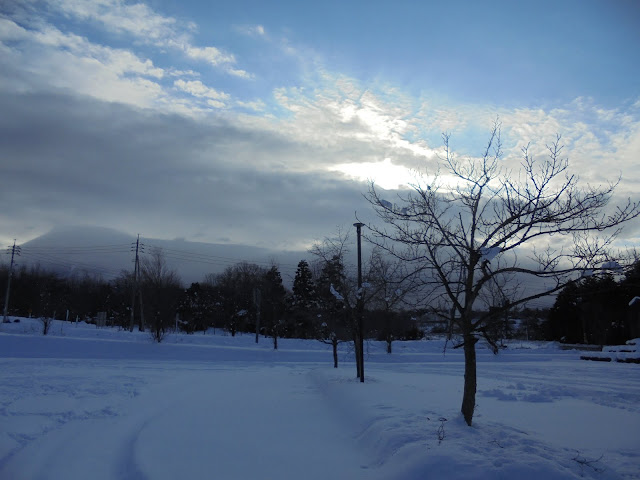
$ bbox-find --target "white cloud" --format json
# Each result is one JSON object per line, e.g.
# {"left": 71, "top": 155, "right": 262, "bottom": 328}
{"left": 47, "top": 0, "right": 179, "bottom": 41}
{"left": 2, "top": 19, "right": 167, "bottom": 81}
{"left": 38, "top": 0, "right": 251, "bottom": 76}
{"left": 205, "top": 99, "right": 225, "bottom": 109}
{"left": 269, "top": 77, "right": 440, "bottom": 175}
{"left": 500, "top": 100, "right": 640, "bottom": 194}
{"left": 0, "top": 13, "right": 249, "bottom": 113}
{"left": 2, "top": 0, "right": 639, "bottom": 252}
{"left": 225, "top": 67, "right": 253, "bottom": 79}
{"left": 236, "top": 24, "right": 266, "bottom": 37}
{"left": 184, "top": 45, "right": 235, "bottom": 66}
{"left": 263, "top": 69, "right": 640, "bottom": 211}
{"left": 0, "top": 18, "right": 169, "bottom": 107}
{"left": 182, "top": 46, "right": 252, "bottom": 78}
{"left": 39, "top": 49, "right": 165, "bottom": 107}
{"left": 236, "top": 99, "right": 266, "bottom": 112}
{"left": 0, "top": 17, "right": 29, "bottom": 40}
{"left": 174, "top": 79, "right": 229, "bottom": 102}
{"left": 166, "top": 68, "right": 199, "bottom": 77}
{"left": 330, "top": 158, "right": 415, "bottom": 190}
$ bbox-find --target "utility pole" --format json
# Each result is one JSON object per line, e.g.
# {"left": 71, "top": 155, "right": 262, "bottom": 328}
{"left": 3, "top": 240, "right": 21, "bottom": 323}
{"left": 354, "top": 222, "right": 365, "bottom": 383}
{"left": 129, "top": 235, "right": 144, "bottom": 332}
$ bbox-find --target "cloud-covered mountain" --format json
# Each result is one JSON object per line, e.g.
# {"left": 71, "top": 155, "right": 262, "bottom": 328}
{"left": 17, "top": 226, "right": 311, "bottom": 287}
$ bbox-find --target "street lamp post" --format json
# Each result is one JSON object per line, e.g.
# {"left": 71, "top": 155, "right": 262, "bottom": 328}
{"left": 354, "top": 222, "right": 365, "bottom": 383}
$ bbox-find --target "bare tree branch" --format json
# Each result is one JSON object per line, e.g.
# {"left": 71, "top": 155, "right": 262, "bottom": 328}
{"left": 363, "top": 124, "right": 640, "bottom": 426}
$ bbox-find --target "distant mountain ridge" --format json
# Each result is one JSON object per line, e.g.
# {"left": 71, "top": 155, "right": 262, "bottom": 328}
{"left": 17, "top": 226, "right": 309, "bottom": 286}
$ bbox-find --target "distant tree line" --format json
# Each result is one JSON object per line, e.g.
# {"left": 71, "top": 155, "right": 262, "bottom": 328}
{"left": 0, "top": 263, "right": 121, "bottom": 323}
{"left": 4, "top": 248, "right": 638, "bottom": 348}
{"left": 544, "top": 260, "right": 640, "bottom": 345}
{"left": 0, "top": 244, "right": 423, "bottom": 351}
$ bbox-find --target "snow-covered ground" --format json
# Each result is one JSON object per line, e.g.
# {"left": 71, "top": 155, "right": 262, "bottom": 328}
{"left": 1, "top": 318, "right": 638, "bottom": 479}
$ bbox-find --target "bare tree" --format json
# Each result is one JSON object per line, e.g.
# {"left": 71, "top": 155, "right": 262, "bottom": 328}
{"left": 366, "top": 122, "right": 640, "bottom": 426}
{"left": 212, "top": 262, "right": 267, "bottom": 336}
{"left": 309, "top": 226, "right": 351, "bottom": 265}
{"left": 140, "top": 247, "right": 182, "bottom": 343}
{"left": 365, "top": 247, "right": 419, "bottom": 353}
{"left": 479, "top": 267, "right": 521, "bottom": 345}
{"left": 310, "top": 228, "right": 362, "bottom": 375}
{"left": 40, "top": 316, "right": 54, "bottom": 335}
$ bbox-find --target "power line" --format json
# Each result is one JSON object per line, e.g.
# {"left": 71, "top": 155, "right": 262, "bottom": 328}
{"left": 16, "top": 250, "right": 123, "bottom": 279}
{"left": 142, "top": 242, "right": 302, "bottom": 269}
{"left": 20, "top": 243, "right": 131, "bottom": 254}
{"left": 10, "top": 240, "right": 305, "bottom": 286}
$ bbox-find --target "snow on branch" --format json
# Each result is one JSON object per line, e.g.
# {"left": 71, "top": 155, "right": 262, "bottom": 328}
{"left": 479, "top": 246, "right": 501, "bottom": 262}
{"left": 330, "top": 284, "right": 344, "bottom": 301}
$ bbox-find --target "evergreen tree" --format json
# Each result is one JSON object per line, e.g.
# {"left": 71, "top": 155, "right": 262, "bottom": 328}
{"left": 545, "top": 274, "right": 628, "bottom": 345}
{"left": 262, "top": 266, "right": 287, "bottom": 347}
{"left": 290, "top": 260, "right": 317, "bottom": 338}
{"left": 292, "top": 260, "right": 316, "bottom": 309}
{"left": 316, "top": 255, "right": 347, "bottom": 310}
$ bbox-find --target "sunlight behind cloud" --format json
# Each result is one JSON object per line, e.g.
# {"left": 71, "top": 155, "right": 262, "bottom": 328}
{"left": 330, "top": 158, "right": 414, "bottom": 190}
{"left": 2, "top": 0, "right": 639, "bottom": 250}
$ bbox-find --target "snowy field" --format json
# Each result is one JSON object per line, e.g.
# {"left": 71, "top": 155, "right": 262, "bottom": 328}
{"left": 1, "top": 318, "right": 639, "bottom": 480}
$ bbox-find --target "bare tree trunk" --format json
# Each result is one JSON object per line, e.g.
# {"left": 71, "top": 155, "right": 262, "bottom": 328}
{"left": 129, "top": 290, "right": 135, "bottom": 332}
{"left": 254, "top": 288, "right": 261, "bottom": 344}
{"left": 332, "top": 337, "right": 338, "bottom": 368}
{"left": 461, "top": 333, "right": 478, "bottom": 426}
{"left": 41, "top": 316, "right": 54, "bottom": 335}
{"left": 138, "top": 290, "right": 145, "bottom": 332}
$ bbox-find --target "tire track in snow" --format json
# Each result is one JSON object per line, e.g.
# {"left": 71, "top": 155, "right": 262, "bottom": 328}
{"left": 0, "top": 364, "right": 199, "bottom": 480}
{"left": 128, "top": 365, "right": 374, "bottom": 479}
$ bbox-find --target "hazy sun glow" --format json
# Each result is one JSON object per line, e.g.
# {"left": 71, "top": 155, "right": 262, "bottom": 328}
{"left": 331, "top": 158, "right": 414, "bottom": 190}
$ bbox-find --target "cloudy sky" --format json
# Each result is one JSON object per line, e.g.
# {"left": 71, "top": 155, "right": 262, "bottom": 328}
{"left": 1, "top": 0, "right": 639, "bottom": 253}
